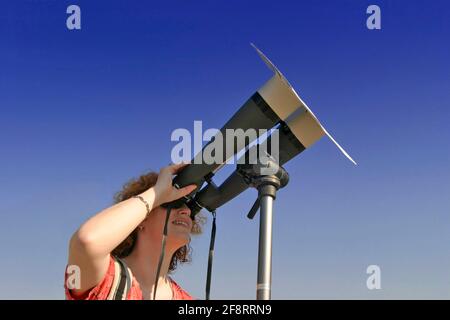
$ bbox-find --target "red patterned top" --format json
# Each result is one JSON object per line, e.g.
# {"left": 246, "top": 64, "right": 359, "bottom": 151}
{"left": 65, "top": 255, "right": 194, "bottom": 300}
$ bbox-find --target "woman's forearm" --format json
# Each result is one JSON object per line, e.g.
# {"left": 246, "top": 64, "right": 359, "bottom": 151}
{"left": 70, "top": 187, "right": 157, "bottom": 259}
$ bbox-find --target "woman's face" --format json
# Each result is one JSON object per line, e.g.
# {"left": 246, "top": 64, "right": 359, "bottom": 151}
{"left": 143, "top": 204, "right": 193, "bottom": 249}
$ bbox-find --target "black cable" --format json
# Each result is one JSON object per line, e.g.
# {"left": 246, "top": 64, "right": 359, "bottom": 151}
{"left": 205, "top": 210, "right": 217, "bottom": 300}
{"left": 153, "top": 205, "right": 172, "bottom": 300}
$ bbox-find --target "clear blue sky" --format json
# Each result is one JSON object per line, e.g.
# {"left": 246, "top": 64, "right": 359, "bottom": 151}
{"left": 1, "top": 0, "right": 449, "bottom": 299}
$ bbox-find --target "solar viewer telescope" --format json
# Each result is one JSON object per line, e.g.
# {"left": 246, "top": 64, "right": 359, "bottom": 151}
{"left": 187, "top": 45, "right": 356, "bottom": 216}
{"left": 157, "top": 44, "right": 356, "bottom": 301}
{"left": 171, "top": 44, "right": 337, "bottom": 201}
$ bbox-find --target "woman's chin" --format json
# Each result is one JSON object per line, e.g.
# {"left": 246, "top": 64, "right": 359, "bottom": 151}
{"left": 169, "top": 233, "right": 190, "bottom": 247}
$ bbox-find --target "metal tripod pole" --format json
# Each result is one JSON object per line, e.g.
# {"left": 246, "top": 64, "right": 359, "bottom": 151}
{"left": 257, "top": 188, "right": 275, "bottom": 300}
{"left": 238, "top": 160, "right": 289, "bottom": 301}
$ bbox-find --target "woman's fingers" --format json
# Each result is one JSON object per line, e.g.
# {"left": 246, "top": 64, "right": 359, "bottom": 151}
{"left": 168, "top": 162, "right": 190, "bottom": 174}
{"left": 155, "top": 163, "right": 194, "bottom": 204}
{"left": 175, "top": 184, "right": 197, "bottom": 198}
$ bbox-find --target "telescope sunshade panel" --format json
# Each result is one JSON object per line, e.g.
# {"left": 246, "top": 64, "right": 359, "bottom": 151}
{"left": 258, "top": 75, "right": 303, "bottom": 122}
{"left": 287, "top": 110, "right": 326, "bottom": 148}
{"left": 252, "top": 43, "right": 356, "bottom": 165}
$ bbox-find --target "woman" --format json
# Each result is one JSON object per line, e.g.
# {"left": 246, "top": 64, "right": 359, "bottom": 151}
{"left": 65, "top": 163, "right": 204, "bottom": 300}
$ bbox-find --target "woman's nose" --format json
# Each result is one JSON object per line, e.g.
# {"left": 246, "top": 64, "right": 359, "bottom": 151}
{"left": 178, "top": 207, "right": 191, "bottom": 215}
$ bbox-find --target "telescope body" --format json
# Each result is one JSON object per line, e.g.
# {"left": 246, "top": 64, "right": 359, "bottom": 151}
{"left": 175, "top": 45, "right": 356, "bottom": 214}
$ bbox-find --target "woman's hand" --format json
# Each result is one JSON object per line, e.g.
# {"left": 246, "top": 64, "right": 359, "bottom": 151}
{"left": 152, "top": 163, "right": 197, "bottom": 207}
